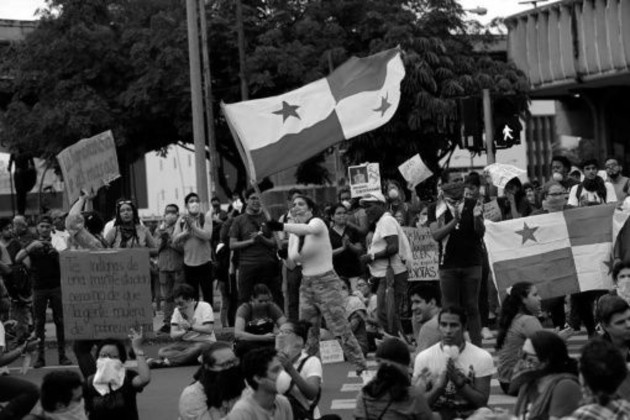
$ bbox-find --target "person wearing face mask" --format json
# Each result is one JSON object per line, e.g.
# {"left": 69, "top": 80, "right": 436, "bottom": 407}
{"left": 356, "top": 338, "right": 433, "bottom": 420}
{"left": 564, "top": 339, "right": 630, "bottom": 420}
{"left": 338, "top": 187, "right": 369, "bottom": 236}
{"left": 385, "top": 180, "right": 411, "bottom": 227}
{"left": 428, "top": 171, "right": 485, "bottom": 346}
{"left": 498, "top": 177, "right": 532, "bottom": 220}
{"left": 230, "top": 189, "right": 282, "bottom": 307}
{"left": 225, "top": 347, "right": 293, "bottom": 420}
{"left": 266, "top": 195, "right": 368, "bottom": 381}
{"left": 275, "top": 320, "right": 326, "bottom": 420}
{"left": 544, "top": 155, "right": 579, "bottom": 192}
{"left": 154, "top": 204, "right": 185, "bottom": 334}
{"left": 612, "top": 262, "right": 630, "bottom": 306}
{"left": 178, "top": 341, "right": 245, "bottom": 420}
{"left": 512, "top": 331, "right": 581, "bottom": 420}
{"left": 174, "top": 192, "right": 214, "bottom": 303}
{"left": 84, "top": 330, "right": 150, "bottom": 420}
{"left": 414, "top": 204, "right": 429, "bottom": 229}
{"left": 24, "top": 371, "right": 86, "bottom": 420}
{"left": 605, "top": 157, "right": 630, "bottom": 202}
{"left": 495, "top": 283, "right": 571, "bottom": 396}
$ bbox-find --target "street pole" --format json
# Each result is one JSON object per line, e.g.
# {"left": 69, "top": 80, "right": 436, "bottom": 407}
{"left": 483, "top": 88, "right": 495, "bottom": 165}
{"left": 198, "top": 0, "right": 218, "bottom": 200}
{"left": 235, "top": 0, "right": 249, "bottom": 100}
{"left": 186, "top": 0, "right": 210, "bottom": 210}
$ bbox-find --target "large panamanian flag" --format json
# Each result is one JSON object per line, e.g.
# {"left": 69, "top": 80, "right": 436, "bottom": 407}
{"left": 484, "top": 204, "right": 630, "bottom": 299}
{"left": 221, "top": 48, "right": 405, "bottom": 180}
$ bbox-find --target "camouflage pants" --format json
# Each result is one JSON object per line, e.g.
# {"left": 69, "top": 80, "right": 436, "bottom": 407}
{"left": 300, "top": 270, "right": 367, "bottom": 372}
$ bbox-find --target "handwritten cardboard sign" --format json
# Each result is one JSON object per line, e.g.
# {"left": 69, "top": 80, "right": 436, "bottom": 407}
{"left": 402, "top": 227, "right": 439, "bottom": 281}
{"left": 60, "top": 249, "right": 153, "bottom": 340}
{"left": 320, "top": 339, "right": 345, "bottom": 364}
{"left": 483, "top": 199, "right": 502, "bottom": 222}
{"left": 348, "top": 163, "right": 381, "bottom": 198}
{"left": 57, "top": 130, "right": 120, "bottom": 205}
{"left": 398, "top": 154, "right": 433, "bottom": 187}
{"left": 484, "top": 163, "right": 526, "bottom": 189}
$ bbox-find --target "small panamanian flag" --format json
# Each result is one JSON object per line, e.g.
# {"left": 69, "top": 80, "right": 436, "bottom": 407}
{"left": 221, "top": 48, "right": 405, "bottom": 180}
{"left": 484, "top": 204, "right": 630, "bottom": 299}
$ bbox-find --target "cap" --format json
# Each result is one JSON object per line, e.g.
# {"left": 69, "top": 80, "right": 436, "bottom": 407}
{"left": 359, "top": 191, "right": 386, "bottom": 205}
{"left": 375, "top": 338, "right": 410, "bottom": 366}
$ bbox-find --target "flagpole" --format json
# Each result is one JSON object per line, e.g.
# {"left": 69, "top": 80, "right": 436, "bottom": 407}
{"left": 186, "top": 0, "right": 210, "bottom": 210}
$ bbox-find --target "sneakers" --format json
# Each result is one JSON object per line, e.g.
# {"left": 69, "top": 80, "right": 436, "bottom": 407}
{"left": 147, "top": 358, "right": 171, "bottom": 369}
{"left": 59, "top": 356, "right": 73, "bottom": 366}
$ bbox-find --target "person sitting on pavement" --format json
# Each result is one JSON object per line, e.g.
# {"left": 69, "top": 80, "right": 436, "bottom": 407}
{"left": 149, "top": 284, "right": 216, "bottom": 368}
{"left": 340, "top": 278, "right": 369, "bottom": 356}
{"left": 234, "top": 283, "right": 286, "bottom": 359}
{"left": 15, "top": 215, "right": 72, "bottom": 368}
{"left": 413, "top": 306, "right": 494, "bottom": 420}
{"left": 84, "top": 330, "right": 150, "bottom": 420}
{"left": 24, "top": 370, "right": 86, "bottom": 420}
{"left": 512, "top": 330, "right": 581, "bottom": 419}
{"left": 225, "top": 347, "right": 293, "bottom": 420}
{"left": 356, "top": 277, "right": 380, "bottom": 353}
{"left": 178, "top": 341, "right": 245, "bottom": 420}
{"left": 0, "top": 320, "right": 39, "bottom": 420}
{"left": 564, "top": 338, "right": 630, "bottom": 420}
{"left": 409, "top": 284, "right": 442, "bottom": 354}
{"left": 275, "top": 320, "right": 324, "bottom": 419}
{"left": 355, "top": 337, "right": 433, "bottom": 420}
{"left": 595, "top": 293, "right": 630, "bottom": 400}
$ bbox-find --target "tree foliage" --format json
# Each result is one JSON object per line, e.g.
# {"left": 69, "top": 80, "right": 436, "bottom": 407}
{"left": 0, "top": 0, "right": 529, "bottom": 198}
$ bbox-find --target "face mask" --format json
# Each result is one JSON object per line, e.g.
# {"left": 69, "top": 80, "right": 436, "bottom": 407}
{"left": 388, "top": 189, "right": 399, "bottom": 200}
{"left": 45, "top": 400, "right": 88, "bottom": 420}
{"left": 417, "top": 215, "right": 428, "bottom": 227}
{"left": 233, "top": 199, "right": 243, "bottom": 212}
{"left": 188, "top": 202, "right": 200, "bottom": 215}
{"left": 164, "top": 213, "right": 178, "bottom": 225}
{"left": 93, "top": 358, "right": 126, "bottom": 395}
{"left": 342, "top": 200, "right": 351, "bottom": 210}
{"left": 552, "top": 172, "right": 564, "bottom": 182}
{"left": 616, "top": 279, "right": 630, "bottom": 305}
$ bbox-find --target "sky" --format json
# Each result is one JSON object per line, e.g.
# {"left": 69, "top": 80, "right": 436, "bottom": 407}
{"left": 0, "top": 0, "right": 540, "bottom": 22}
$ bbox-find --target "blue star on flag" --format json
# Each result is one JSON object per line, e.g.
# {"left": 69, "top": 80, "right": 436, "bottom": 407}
{"left": 272, "top": 101, "right": 301, "bottom": 122}
{"left": 515, "top": 222, "right": 538, "bottom": 245}
{"left": 373, "top": 94, "right": 391, "bottom": 117}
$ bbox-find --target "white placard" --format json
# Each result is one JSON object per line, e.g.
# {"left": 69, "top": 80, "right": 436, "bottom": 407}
{"left": 348, "top": 163, "right": 381, "bottom": 198}
{"left": 320, "top": 339, "right": 344, "bottom": 364}
{"left": 484, "top": 163, "right": 526, "bottom": 189}
{"left": 398, "top": 154, "right": 432, "bottom": 187}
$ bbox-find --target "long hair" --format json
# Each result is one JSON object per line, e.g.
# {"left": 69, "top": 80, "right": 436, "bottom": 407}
{"left": 496, "top": 282, "right": 533, "bottom": 350}
{"left": 114, "top": 198, "right": 140, "bottom": 226}
{"left": 579, "top": 339, "right": 628, "bottom": 406}
{"left": 364, "top": 339, "right": 410, "bottom": 402}
{"left": 530, "top": 330, "right": 578, "bottom": 376}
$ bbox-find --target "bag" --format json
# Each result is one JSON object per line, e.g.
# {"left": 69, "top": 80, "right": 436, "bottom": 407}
{"left": 384, "top": 258, "right": 397, "bottom": 334}
{"left": 286, "top": 356, "right": 320, "bottom": 420}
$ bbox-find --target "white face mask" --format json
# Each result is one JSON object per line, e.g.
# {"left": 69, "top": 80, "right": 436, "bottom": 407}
{"left": 45, "top": 400, "right": 88, "bottom": 420}
{"left": 417, "top": 215, "right": 428, "bottom": 227}
{"left": 232, "top": 199, "right": 243, "bottom": 212}
{"left": 552, "top": 172, "right": 564, "bottom": 182}
{"left": 93, "top": 358, "right": 126, "bottom": 395}
{"left": 342, "top": 200, "right": 352, "bottom": 210}
{"left": 188, "top": 202, "right": 201, "bottom": 215}
{"left": 616, "top": 279, "right": 630, "bottom": 305}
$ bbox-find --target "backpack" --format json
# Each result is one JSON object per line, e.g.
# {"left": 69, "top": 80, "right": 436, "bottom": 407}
{"left": 285, "top": 356, "right": 321, "bottom": 420}
{"left": 575, "top": 183, "right": 606, "bottom": 205}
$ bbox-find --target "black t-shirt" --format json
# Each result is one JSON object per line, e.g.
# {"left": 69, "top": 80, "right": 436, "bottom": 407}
{"left": 236, "top": 302, "right": 283, "bottom": 336}
{"left": 427, "top": 199, "right": 483, "bottom": 269}
{"left": 28, "top": 240, "right": 60, "bottom": 290}
{"left": 329, "top": 226, "right": 363, "bottom": 278}
{"left": 229, "top": 213, "right": 276, "bottom": 266}
{"left": 85, "top": 370, "right": 141, "bottom": 420}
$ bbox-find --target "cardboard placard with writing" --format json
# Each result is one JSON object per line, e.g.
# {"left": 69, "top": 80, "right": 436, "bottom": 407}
{"left": 348, "top": 163, "right": 381, "bottom": 198}
{"left": 483, "top": 199, "right": 502, "bottom": 222}
{"left": 57, "top": 130, "right": 121, "bottom": 205}
{"left": 319, "top": 339, "right": 344, "bottom": 364}
{"left": 402, "top": 227, "right": 439, "bottom": 281}
{"left": 484, "top": 163, "right": 526, "bottom": 189}
{"left": 60, "top": 249, "right": 154, "bottom": 340}
{"left": 398, "top": 154, "right": 433, "bottom": 187}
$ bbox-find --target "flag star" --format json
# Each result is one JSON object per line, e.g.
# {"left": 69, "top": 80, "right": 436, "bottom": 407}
{"left": 373, "top": 94, "right": 391, "bottom": 117}
{"left": 272, "top": 101, "right": 301, "bottom": 122}
{"left": 603, "top": 253, "right": 615, "bottom": 275}
{"left": 515, "top": 222, "right": 538, "bottom": 245}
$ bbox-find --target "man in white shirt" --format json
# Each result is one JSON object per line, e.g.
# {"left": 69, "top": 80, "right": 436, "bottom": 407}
{"left": 413, "top": 306, "right": 494, "bottom": 420}
{"left": 567, "top": 159, "right": 617, "bottom": 207}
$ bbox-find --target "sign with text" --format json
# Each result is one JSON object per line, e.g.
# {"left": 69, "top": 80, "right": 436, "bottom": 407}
{"left": 398, "top": 154, "right": 433, "bottom": 187}
{"left": 483, "top": 199, "right": 502, "bottom": 222}
{"left": 402, "top": 227, "right": 439, "bottom": 281}
{"left": 60, "top": 249, "right": 153, "bottom": 340}
{"left": 57, "top": 130, "right": 120, "bottom": 205}
{"left": 320, "top": 339, "right": 344, "bottom": 364}
{"left": 348, "top": 163, "right": 381, "bottom": 198}
{"left": 484, "top": 163, "right": 526, "bottom": 189}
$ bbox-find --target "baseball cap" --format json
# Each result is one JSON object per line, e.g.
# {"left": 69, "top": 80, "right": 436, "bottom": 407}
{"left": 359, "top": 191, "right": 386, "bottom": 205}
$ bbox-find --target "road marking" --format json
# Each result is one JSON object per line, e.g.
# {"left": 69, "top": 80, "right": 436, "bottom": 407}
{"left": 331, "top": 399, "right": 358, "bottom": 410}
{"left": 341, "top": 383, "right": 363, "bottom": 392}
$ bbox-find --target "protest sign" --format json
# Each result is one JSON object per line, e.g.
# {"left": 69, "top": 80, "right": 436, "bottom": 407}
{"left": 57, "top": 130, "right": 120, "bottom": 205}
{"left": 483, "top": 199, "right": 502, "bottom": 222}
{"left": 348, "top": 163, "right": 382, "bottom": 198}
{"left": 60, "top": 249, "right": 153, "bottom": 340}
{"left": 320, "top": 339, "right": 344, "bottom": 364}
{"left": 484, "top": 163, "right": 526, "bottom": 189}
{"left": 402, "top": 227, "right": 439, "bottom": 281}
{"left": 398, "top": 154, "right": 433, "bottom": 187}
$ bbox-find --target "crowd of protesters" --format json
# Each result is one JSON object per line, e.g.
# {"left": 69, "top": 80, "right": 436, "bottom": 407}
{"left": 0, "top": 155, "right": 629, "bottom": 419}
